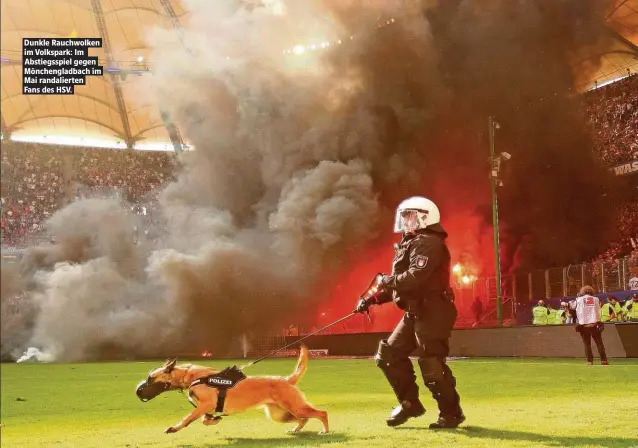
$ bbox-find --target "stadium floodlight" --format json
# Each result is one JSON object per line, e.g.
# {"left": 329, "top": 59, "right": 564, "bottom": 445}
{"left": 501, "top": 151, "right": 511, "bottom": 160}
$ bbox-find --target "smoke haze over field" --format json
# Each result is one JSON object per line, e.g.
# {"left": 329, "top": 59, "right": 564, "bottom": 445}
{"left": 1, "top": 0, "right": 624, "bottom": 360}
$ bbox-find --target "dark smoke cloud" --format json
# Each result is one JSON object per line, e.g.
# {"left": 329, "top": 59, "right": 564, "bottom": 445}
{"left": 2, "top": 198, "right": 180, "bottom": 361}
{"left": 416, "top": 0, "right": 621, "bottom": 271}
{"left": 295, "top": 0, "right": 623, "bottom": 327}
{"left": 1, "top": 0, "right": 623, "bottom": 359}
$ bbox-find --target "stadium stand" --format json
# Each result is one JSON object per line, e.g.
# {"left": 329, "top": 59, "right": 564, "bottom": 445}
{"left": 1, "top": 141, "right": 173, "bottom": 246}
{"left": 584, "top": 74, "right": 638, "bottom": 166}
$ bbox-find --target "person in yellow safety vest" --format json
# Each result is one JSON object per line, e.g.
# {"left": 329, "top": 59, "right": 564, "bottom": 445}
{"left": 547, "top": 304, "right": 559, "bottom": 325}
{"left": 625, "top": 294, "right": 638, "bottom": 322}
{"left": 532, "top": 300, "right": 550, "bottom": 325}
{"left": 601, "top": 298, "right": 616, "bottom": 323}
{"left": 556, "top": 302, "right": 569, "bottom": 324}
{"left": 609, "top": 296, "right": 624, "bottom": 322}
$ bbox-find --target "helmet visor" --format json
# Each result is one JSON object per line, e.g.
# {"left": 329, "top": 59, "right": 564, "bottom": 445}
{"left": 394, "top": 209, "right": 426, "bottom": 233}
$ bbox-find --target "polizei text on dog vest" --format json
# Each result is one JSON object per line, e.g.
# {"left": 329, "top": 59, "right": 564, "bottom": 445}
{"left": 207, "top": 377, "right": 233, "bottom": 386}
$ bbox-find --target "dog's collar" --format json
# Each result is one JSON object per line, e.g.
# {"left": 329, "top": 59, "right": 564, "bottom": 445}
{"left": 174, "top": 364, "right": 196, "bottom": 392}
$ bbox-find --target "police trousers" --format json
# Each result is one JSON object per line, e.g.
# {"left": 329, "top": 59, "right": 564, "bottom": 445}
{"left": 376, "top": 311, "right": 462, "bottom": 417}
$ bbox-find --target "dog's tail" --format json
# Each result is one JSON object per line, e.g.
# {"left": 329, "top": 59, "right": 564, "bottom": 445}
{"left": 285, "top": 345, "right": 308, "bottom": 385}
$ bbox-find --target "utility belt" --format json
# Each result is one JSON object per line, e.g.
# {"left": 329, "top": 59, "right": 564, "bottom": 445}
{"left": 394, "top": 288, "right": 455, "bottom": 314}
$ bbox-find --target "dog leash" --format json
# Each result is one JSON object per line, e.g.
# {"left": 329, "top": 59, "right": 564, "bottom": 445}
{"left": 241, "top": 276, "right": 382, "bottom": 370}
{"left": 240, "top": 275, "right": 383, "bottom": 370}
{"left": 240, "top": 311, "right": 364, "bottom": 371}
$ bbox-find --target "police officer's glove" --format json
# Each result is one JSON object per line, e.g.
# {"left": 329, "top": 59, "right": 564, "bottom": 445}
{"left": 354, "top": 298, "right": 374, "bottom": 314}
{"left": 379, "top": 275, "right": 393, "bottom": 289}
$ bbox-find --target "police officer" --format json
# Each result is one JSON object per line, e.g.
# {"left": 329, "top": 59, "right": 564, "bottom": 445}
{"left": 354, "top": 196, "right": 464, "bottom": 429}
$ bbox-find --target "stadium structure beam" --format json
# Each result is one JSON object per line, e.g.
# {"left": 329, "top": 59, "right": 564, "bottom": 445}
{"left": 132, "top": 123, "right": 166, "bottom": 140}
{"left": 3, "top": 29, "right": 69, "bottom": 38}
{"left": 606, "top": 0, "right": 630, "bottom": 20}
{"left": 1, "top": 114, "right": 10, "bottom": 139}
{"left": 3, "top": 92, "right": 120, "bottom": 116}
{"left": 160, "top": 110, "right": 186, "bottom": 152}
{"left": 157, "top": 0, "right": 187, "bottom": 45}
{"left": 0, "top": 60, "right": 21, "bottom": 67}
{"left": 606, "top": 27, "right": 638, "bottom": 55}
{"left": 131, "top": 122, "right": 184, "bottom": 147}
{"left": 90, "top": 0, "right": 134, "bottom": 149}
{"left": 8, "top": 115, "right": 126, "bottom": 141}
{"left": 156, "top": 0, "right": 188, "bottom": 152}
{"left": 104, "top": 6, "right": 169, "bottom": 17}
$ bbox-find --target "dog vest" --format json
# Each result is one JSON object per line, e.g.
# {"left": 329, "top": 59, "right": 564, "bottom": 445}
{"left": 188, "top": 365, "right": 246, "bottom": 415}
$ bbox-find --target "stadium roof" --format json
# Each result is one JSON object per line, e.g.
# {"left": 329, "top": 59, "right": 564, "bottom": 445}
{"left": 584, "top": 0, "right": 638, "bottom": 88}
{"left": 1, "top": 0, "right": 637, "bottom": 150}
{"left": 1, "top": 0, "right": 188, "bottom": 150}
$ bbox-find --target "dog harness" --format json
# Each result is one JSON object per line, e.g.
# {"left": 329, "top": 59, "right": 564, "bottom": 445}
{"left": 188, "top": 365, "right": 246, "bottom": 417}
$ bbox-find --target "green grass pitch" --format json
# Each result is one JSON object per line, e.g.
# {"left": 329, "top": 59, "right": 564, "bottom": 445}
{"left": 2, "top": 357, "right": 637, "bottom": 447}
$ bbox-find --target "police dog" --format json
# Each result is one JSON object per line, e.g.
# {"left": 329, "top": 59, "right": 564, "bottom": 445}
{"left": 135, "top": 345, "right": 329, "bottom": 435}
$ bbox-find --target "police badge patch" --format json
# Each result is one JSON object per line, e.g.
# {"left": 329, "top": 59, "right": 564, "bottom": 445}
{"left": 415, "top": 255, "right": 428, "bottom": 268}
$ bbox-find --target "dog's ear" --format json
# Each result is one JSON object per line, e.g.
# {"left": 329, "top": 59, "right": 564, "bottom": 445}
{"left": 163, "top": 358, "right": 177, "bottom": 373}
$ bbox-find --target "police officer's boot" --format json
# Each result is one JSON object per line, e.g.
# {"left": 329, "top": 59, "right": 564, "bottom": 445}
{"left": 375, "top": 341, "right": 425, "bottom": 427}
{"left": 418, "top": 356, "right": 465, "bottom": 429}
{"left": 429, "top": 413, "right": 466, "bottom": 429}
{"left": 387, "top": 399, "right": 426, "bottom": 427}
{"left": 429, "top": 373, "right": 465, "bottom": 430}
{"left": 437, "top": 361, "right": 464, "bottom": 426}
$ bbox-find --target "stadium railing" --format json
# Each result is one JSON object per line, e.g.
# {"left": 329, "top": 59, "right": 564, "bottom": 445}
{"left": 458, "top": 254, "right": 636, "bottom": 328}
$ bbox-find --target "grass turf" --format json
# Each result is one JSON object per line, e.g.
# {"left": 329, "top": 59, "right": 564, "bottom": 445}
{"left": 1, "top": 357, "right": 637, "bottom": 448}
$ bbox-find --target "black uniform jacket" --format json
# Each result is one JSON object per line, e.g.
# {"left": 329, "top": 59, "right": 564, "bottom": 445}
{"left": 375, "top": 223, "right": 457, "bottom": 338}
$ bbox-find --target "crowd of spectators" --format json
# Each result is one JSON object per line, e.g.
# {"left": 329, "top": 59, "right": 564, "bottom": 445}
{"left": 70, "top": 145, "right": 173, "bottom": 201}
{"left": 584, "top": 73, "right": 638, "bottom": 166}
{"left": 594, "top": 201, "right": 638, "bottom": 265}
{"left": 1, "top": 141, "right": 174, "bottom": 246}
{"left": 1, "top": 143, "right": 66, "bottom": 245}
